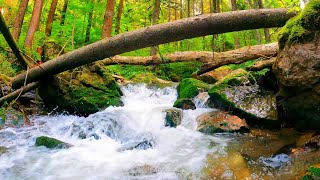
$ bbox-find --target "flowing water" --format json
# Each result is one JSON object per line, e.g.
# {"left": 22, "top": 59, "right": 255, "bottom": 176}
{"left": 0, "top": 84, "right": 318, "bottom": 180}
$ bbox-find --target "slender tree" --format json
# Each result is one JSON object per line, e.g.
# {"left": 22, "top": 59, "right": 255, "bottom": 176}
{"left": 24, "top": 0, "right": 43, "bottom": 48}
{"left": 150, "top": 0, "right": 161, "bottom": 55}
{"left": 231, "top": 0, "right": 240, "bottom": 48}
{"left": 257, "top": 0, "right": 271, "bottom": 42}
{"left": 102, "top": 0, "right": 116, "bottom": 38}
{"left": 60, "top": 0, "right": 68, "bottom": 26}
{"left": 12, "top": 0, "right": 29, "bottom": 41}
{"left": 254, "top": 0, "right": 262, "bottom": 44}
{"left": 115, "top": 0, "right": 124, "bottom": 34}
{"left": 45, "top": 0, "right": 58, "bottom": 36}
{"left": 85, "top": 0, "right": 95, "bottom": 42}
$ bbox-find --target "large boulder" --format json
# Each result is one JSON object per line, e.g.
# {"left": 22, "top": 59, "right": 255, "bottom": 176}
{"left": 198, "top": 66, "right": 233, "bottom": 84}
{"left": 273, "top": 0, "right": 320, "bottom": 129}
{"left": 39, "top": 67, "right": 123, "bottom": 116}
{"left": 196, "top": 111, "right": 249, "bottom": 133}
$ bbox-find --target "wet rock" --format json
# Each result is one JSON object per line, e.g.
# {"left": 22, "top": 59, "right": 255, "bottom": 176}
{"left": 273, "top": 1, "right": 320, "bottom": 129}
{"left": 301, "top": 164, "right": 320, "bottom": 180}
{"left": 259, "top": 153, "right": 291, "bottom": 168}
{"left": 201, "top": 151, "right": 251, "bottom": 179}
{"left": 173, "top": 98, "right": 196, "bottom": 110}
{"left": 39, "top": 67, "right": 123, "bottom": 116}
{"left": 208, "top": 84, "right": 279, "bottom": 128}
{"left": 177, "top": 78, "right": 209, "bottom": 99}
{"left": 0, "top": 146, "right": 7, "bottom": 155}
{"left": 164, "top": 108, "right": 182, "bottom": 127}
{"left": 214, "top": 68, "right": 250, "bottom": 87}
{"left": 198, "top": 66, "right": 233, "bottom": 84}
{"left": 35, "top": 136, "right": 71, "bottom": 149}
{"left": 127, "top": 164, "right": 158, "bottom": 176}
{"left": 118, "top": 133, "right": 155, "bottom": 151}
{"left": 196, "top": 111, "right": 249, "bottom": 134}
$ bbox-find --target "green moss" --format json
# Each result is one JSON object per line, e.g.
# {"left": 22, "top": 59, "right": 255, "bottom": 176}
{"left": 224, "top": 60, "right": 257, "bottom": 70}
{"left": 35, "top": 136, "right": 70, "bottom": 149}
{"left": 308, "top": 165, "right": 320, "bottom": 176}
{"left": 177, "top": 78, "right": 209, "bottom": 99}
{"left": 130, "top": 73, "right": 173, "bottom": 87}
{"left": 215, "top": 69, "right": 249, "bottom": 86}
{"left": 208, "top": 84, "right": 237, "bottom": 110}
{"left": 173, "top": 98, "right": 196, "bottom": 110}
{"left": 278, "top": 0, "right": 320, "bottom": 49}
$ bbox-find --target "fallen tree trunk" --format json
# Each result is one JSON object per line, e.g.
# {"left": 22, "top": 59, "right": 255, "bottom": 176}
{"left": 0, "top": 12, "right": 32, "bottom": 68}
{"left": 98, "top": 43, "right": 278, "bottom": 66}
{"left": 0, "top": 82, "right": 40, "bottom": 105}
{"left": 246, "top": 57, "right": 276, "bottom": 71}
{"left": 198, "top": 43, "right": 278, "bottom": 74}
{"left": 11, "top": 9, "right": 295, "bottom": 89}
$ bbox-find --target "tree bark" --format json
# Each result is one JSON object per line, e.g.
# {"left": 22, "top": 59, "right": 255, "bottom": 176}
{"left": 246, "top": 57, "right": 276, "bottom": 71}
{"left": 60, "top": 0, "right": 68, "bottom": 26}
{"left": 98, "top": 43, "right": 278, "bottom": 66}
{"left": 11, "top": 9, "right": 295, "bottom": 89}
{"left": 45, "top": 0, "right": 59, "bottom": 36}
{"left": 0, "top": 12, "right": 32, "bottom": 68}
{"left": 12, "top": 0, "right": 29, "bottom": 41}
{"left": 102, "top": 0, "right": 116, "bottom": 38}
{"left": 150, "top": 0, "right": 161, "bottom": 55}
{"left": 198, "top": 42, "right": 278, "bottom": 74}
{"left": 85, "top": 0, "right": 95, "bottom": 42}
{"left": 115, "top": 0, "right": 124, "bottom": 34}
{"left": 24, "top": 0, "right": 43, "bottom": 48}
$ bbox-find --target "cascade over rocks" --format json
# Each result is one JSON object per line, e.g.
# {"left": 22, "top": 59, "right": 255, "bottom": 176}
{"left": 38, "top": 66, "right": 123, "bottom": 116}
{"left": 273, "top": 0, "right": 320, "bottom": 129}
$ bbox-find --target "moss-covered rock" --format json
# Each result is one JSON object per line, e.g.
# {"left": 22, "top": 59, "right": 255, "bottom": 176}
{"left": 198, "top": 66, "right": 233, "bottom": 84}
{"left": 130, "top": 73, "right": 173, "bottom": 87}
{"left": 196, "top": 111, "right": 249, "bottom": 134}
{"left": 215, "top": 68, "right": 250, "bottom": 86}
{"left": 39, "top": 67, "right": 123, "bottom": 116}
{"left": 177, "top": 78, "right": 209, "bottom": 99}
{"left": 208, "top": 84, "right": 279, "bottom": 128}
{"left": 173, "top": 98, "right": 196, "bottom": 110}
{"left": 278, "top": 0, "right": 320, "bottom": 49}
{"left": 164, "top": 108, "right": 182, "bottom": 127}
{"left": 301, "top": 164, "right": 320, "bottom": 180}
{"left": 0, "top": 146, "right": 7, "bottom": 155}
{"left": 35, "top": 136, "right": 71, "bottom": 149}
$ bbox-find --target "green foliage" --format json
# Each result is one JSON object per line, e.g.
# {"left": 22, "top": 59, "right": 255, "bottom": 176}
{"left": 0, "top": 53, "right": 17, "bottom": 77}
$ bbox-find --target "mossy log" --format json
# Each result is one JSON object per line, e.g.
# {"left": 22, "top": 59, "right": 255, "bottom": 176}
{"left": 246, "top": 58, "right": 276, "bottom": 71}
{"left": 11, "top": 9, "right": 295, "bottom": 89}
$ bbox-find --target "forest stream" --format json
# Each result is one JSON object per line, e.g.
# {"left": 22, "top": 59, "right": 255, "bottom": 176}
{"left": 0, "top": 84, "right": 319, "bottom": 179}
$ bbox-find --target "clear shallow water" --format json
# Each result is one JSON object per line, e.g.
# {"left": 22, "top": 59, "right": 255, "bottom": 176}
{"left": 0, "top": 84, "right": 228, "bottom": 180}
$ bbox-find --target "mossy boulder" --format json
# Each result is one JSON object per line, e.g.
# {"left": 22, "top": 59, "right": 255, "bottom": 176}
{"left": 198, "top": 66, "right": 233, "bottom": 84}
{"left": 196, "top": 111, "right": 249, "bottom": 134}
{"left": 177, "top": 78, "right": 209, "bottom": 99}
{"left": 130, "top": 73, "right": 173, "bottom": 87}
{"left": 35, "top": 136, "right": 71, "bottom": 149}
{"left": 302, "top": 164, "right": 320, "bottom": 180}
{"left": 208, "top": 84, "right": 279, "bottom": 128}
{"left": 273, "top": 0, "right": 320, "bottom": 129}
{"left": 173, "top": 98, "right": 196, "bottom": 110}
{"left": 164, "top": 108, "right": 182, "bottom": 127}
{"left": 39, "top": 67, "right": 123, "bottom": 116}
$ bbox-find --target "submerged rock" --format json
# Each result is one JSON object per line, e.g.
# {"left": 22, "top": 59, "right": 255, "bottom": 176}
{"left": 196, "top": 111, "right": 249, "bottom": 133}
{"left": 39, "top": 67, "right": 123, "bottom": 116}
{"left": 127, "top": 164, "right": 158, "bottom": 176}
{"left": 164, "top": 108, "right": 182, "bottom": 127}
{"left": 35, "top": 136, "right": 71, "bottom": 149}
{"left": 0, "top": 146, "right": 7, "bottom": 155}
{"left": 208, "top": 84, "right": 279, "bottom": 127}
{"left": 273, "top": 0, "right": 320, "bottom": 129}
{"left": 118, "top": 133, "right": 155, "bottom": 151}
{"left": 173, "top": 98, "right": 196, "bottom": 110}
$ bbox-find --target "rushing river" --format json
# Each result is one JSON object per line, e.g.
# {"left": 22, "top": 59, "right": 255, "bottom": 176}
{"left": 0, "top": 84, "right": 318, "bottom": 179}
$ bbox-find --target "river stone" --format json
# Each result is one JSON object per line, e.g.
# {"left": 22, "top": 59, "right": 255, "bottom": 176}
{"left": 164, "top": 108, "right": 182, "bottom": 127}
{"left": 198, "top": 66, "right": 233, "bottom": 84}
{"left": 127, "top": 165, "right": 158, "bottom": 176}
{"left": 0, "top": 146, "right": 8, "bottom": 155}
{"left": 38, "top": 67, "right": 123, "bottom": 116}
{"left": 208, "top": 85, "right": 279, "bottom": 127}
{"left": 35, "top": 136, "right": 71, "bottom": 149}
{"left": 196, "top": 111, "right": 249, "bottom": 133}
{"left": 173, "top": 98, "right": 196, "bottom": 110}
{"left": 273, "top": 1, "right": 320, "bottom": 129}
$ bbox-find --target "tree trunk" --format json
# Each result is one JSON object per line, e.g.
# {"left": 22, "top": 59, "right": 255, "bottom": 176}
{"left": 246, "top": 57, "right": 276, "bottom": 71}
{"left": 97, "top": 43, "right": 278, "bottom": 66}
{"left": 24, "top": 0, "right": 43, "bottom": 48}
{"left": 45, "top": 0, "right": 59, "bottom": 36}
{"left": 12, "top": 0, "right": 29, "bottom": 41}
{"left": 198, "top": 43, "right": 278, "bottom": 74}
{"left": 254, "top": 0, "right": 261, "bottom": 44}
{"left": 168, "top": 0, "right": 171, "bottom": 22}
{"left": 115, "top": 0, "right": 124, "bottom": 34}
{"left": 11, "top": 9, "right": 295, "bottom": 89}
{"left": 257, "top": 0, "right": 271, "bottom": 42}
{"left": 60, "top": 0, "right": 68, "bottom": 26}
{"left": 102, "top": 0, "right": 116, "bottom": 38}
{"left": 231, "top": 0, "right": 240, "bottom": 48}
{"left": 85, "top": 0, "right": 95, "bottom": 42}
{"left": 0, "top": 12, "right": 32, "bottom": 68}
{"left": 150, "top": 0, "right": 161, "bottom": 55}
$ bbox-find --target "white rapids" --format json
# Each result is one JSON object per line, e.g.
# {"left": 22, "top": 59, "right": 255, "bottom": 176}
{"left": 0, "top": 84, "right": 229, "bottom": 180}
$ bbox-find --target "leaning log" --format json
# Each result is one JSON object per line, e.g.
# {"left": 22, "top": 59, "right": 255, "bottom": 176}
{"left": 198, "top": 43, "right": 278, "bottom": 74}
{"left": 98, "top": 43, "right": 278, "bottom": 66}
{"left": 0, "top": 82, "right": 40, "bottom": 105}
{"left": 11, "top": 9, "right": 295, "bottom": 89}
